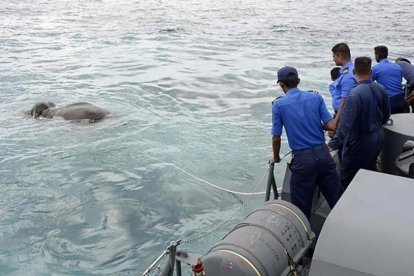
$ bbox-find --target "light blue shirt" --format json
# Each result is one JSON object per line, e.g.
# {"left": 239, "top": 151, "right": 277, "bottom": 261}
{"left": 272, "top": 88, "right": 332, "bottom": 151}
{"left": 329, "top": 80, "right": 338, "bottom": 111}
{"left": 372, "top": 59, "right": 403, "bottom": 97}
{"left": 396, "top": 60, "right": 414, "bottom": 85}
{"left": 331, "top": 61, "right": 357, "bottom": 112}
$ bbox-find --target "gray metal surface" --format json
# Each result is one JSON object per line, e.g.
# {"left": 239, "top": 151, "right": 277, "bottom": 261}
{"left": 309, "top": 169, "right": 414, "bottom": 276}
{"left": 381, "top": 114, "right": 414, "bottom": 174}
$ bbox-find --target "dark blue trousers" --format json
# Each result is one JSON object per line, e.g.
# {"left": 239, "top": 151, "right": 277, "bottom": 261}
{"left": 390, "top": 93, "right": 406, "bottom": 114}
{"left": 340, "top": 130, "right": 384, "bottom": 189}
{"left": 290, "top": 145, "right": 341, "bottom": 219}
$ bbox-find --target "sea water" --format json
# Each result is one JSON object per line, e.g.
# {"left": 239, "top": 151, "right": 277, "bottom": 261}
{"left": 0, "top": 0, "right": 413, "bottom": 274}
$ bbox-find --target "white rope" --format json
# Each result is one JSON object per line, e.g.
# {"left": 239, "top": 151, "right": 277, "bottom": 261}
{"left": 146, "top": 154, "right": 289, "bottom": 196}
{"left": 181, "top": 166, "right": 271, "bottom": 244}
{"left": 168, "top": 163, "right": 266, "bottom": 196}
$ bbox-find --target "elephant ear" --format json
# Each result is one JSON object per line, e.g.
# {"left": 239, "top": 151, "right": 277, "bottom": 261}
{"left": 30, "top": 102, "right": 55, "bottom": 118}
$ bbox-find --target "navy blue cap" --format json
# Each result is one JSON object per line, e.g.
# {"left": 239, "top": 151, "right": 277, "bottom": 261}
{"left": 277, "top": 66, "right": 299, "bottom": 82}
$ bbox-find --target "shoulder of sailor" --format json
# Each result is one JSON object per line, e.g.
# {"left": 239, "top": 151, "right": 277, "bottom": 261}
{"left": 340, "top": 67, "right": 356, "bottom": 82}
{"left": 307, "top": 90, "right": 324, "bottom": 101}
{"left": 272, "top": 95, "right": 284, "bottom": 104}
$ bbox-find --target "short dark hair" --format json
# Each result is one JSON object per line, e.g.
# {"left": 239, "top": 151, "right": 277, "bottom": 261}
{"left": 330, "top": 67, "right": 341, "bottom": 81}
{"left": 396, "top": 57, "right": 411, "bottom": 64}
{"left": 280, "top": 77, "right": 300, "bottom": 89}
{"left": 374, "top": 45, "right": 388, "bottom": 60}
{"left": 332, "top": 43, "right": 351, "bottom": 59}
{"left": 354, "top": 57, "right": 372, "bottom": 75}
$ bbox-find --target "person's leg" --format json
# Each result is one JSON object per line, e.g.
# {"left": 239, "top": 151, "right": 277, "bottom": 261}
{"left": 341, "top": 134, "right": 384, "bottom": 189}
{"left": 316, "top": 149, "right": 342, "bottom": 208}
{"left": 340, "top": 136, "right": 362, "bottom": 190}
{"left": 289, "top": 153, "right": 318, "bottom": 218}
{"left": 390, "top": 93, "right": 406, "bottom": 114}
{"left": 360, "top": 132, "right": 384, "bottom": 172}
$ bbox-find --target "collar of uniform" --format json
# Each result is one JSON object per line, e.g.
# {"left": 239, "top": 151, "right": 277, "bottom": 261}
{"left": 358, "top": 79, "right": 373, "bottom": 85}
{"left": 340, "top": 61, "right": 353, "bottom": 73}
{"left": 379, "top": 59, "right": 389, "bottom": 64}
{"left": 285, "top": 87, "right": 301, "bottom": 96}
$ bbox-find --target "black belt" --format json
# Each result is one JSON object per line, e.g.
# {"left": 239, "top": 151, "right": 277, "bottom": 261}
{"left": 292, "top": 144, "right": 327, "bottom": 156}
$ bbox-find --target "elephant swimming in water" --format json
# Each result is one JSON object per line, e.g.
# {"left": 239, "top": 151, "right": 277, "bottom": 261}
{"left": 30, "top": 102, "right": 109, "bottom": 122}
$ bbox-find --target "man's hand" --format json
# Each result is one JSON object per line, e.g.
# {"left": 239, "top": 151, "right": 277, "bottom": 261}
{"left": 271, "top": 135, "right": 282, "bottom": 164}
{"left": 327, "top": 130, "right": 335, "bottom": 139}
{"left": 269, "top": 155, "right": 281, "bottom": 164}
{"left": 327, "top": 146, "right": 336, "bottom": 152}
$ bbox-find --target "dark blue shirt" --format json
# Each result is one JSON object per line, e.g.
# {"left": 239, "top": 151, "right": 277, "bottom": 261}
{"left": 331, "top": 61, "right": 356, "bottom": 112}
{"left": 372, "top": 59, "right": 403, "bottom": 97}
{"left": 272, "top": 88, "right": 332, "bottom": 151}
{"left": 396, "top": 60, "right": 414, "bottom": 85}
{"left": 329, "top": 79, "right": 391, "bottom": 149}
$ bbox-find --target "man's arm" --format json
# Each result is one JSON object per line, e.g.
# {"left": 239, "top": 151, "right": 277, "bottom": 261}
{"left": 406, "top": 91, "right": 414, "bottom": 106}
{"left": 272, "top": 136, "right": 281, "bottom": 163}
{"left": 319, "top": 95, "right": 336, "bottom": 131}
{"left": 382, "top": 88, "right": 391, "bottom": 123}
{"left": 334, "top": 72, "right": 356, "bottom": 125}
{"left": 270, "top": 100, "right": 283, "bottom": 164}
{"left": 323, "top": 120, "right": 336, "bottom": 131}
{"left": 333, "top": 97, "right": 347, "bottom": 126}
{"left": 328, "top": 95, "right": 357, "bottom": 150}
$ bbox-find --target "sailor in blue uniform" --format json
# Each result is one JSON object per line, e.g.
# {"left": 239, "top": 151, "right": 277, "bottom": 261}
{"left": 270, "top": 66, "right": 341, "bottom": 219}
{"left": 331, "top": 43, "right": 357, "bottom": 123}
{"left": 395, "top": 57, "right": 414, "bottom": 108}
{"left": 395, "top": 58, "right": 414, "bottom": 87}
{"left": 372, "top": 46, "right": 404, "bottom": 114}
{"left": 329, "top": 57, "right": 391, "bottom": 189}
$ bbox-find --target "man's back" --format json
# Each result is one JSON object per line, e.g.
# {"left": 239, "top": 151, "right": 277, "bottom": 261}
{"left": 272, "top": 65, "right": 340, "bottom": 219}
{"left": 331, "top": 79, "right": 391, "bottom": 150}
{"left": 272, "top": 88, "right": 331, "bottom": 150}
{"left": 372, "top": 59, "right": 403, "bottom": 97}
{"left": 344, "top": 80, "right": 390, "bottom": 135}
